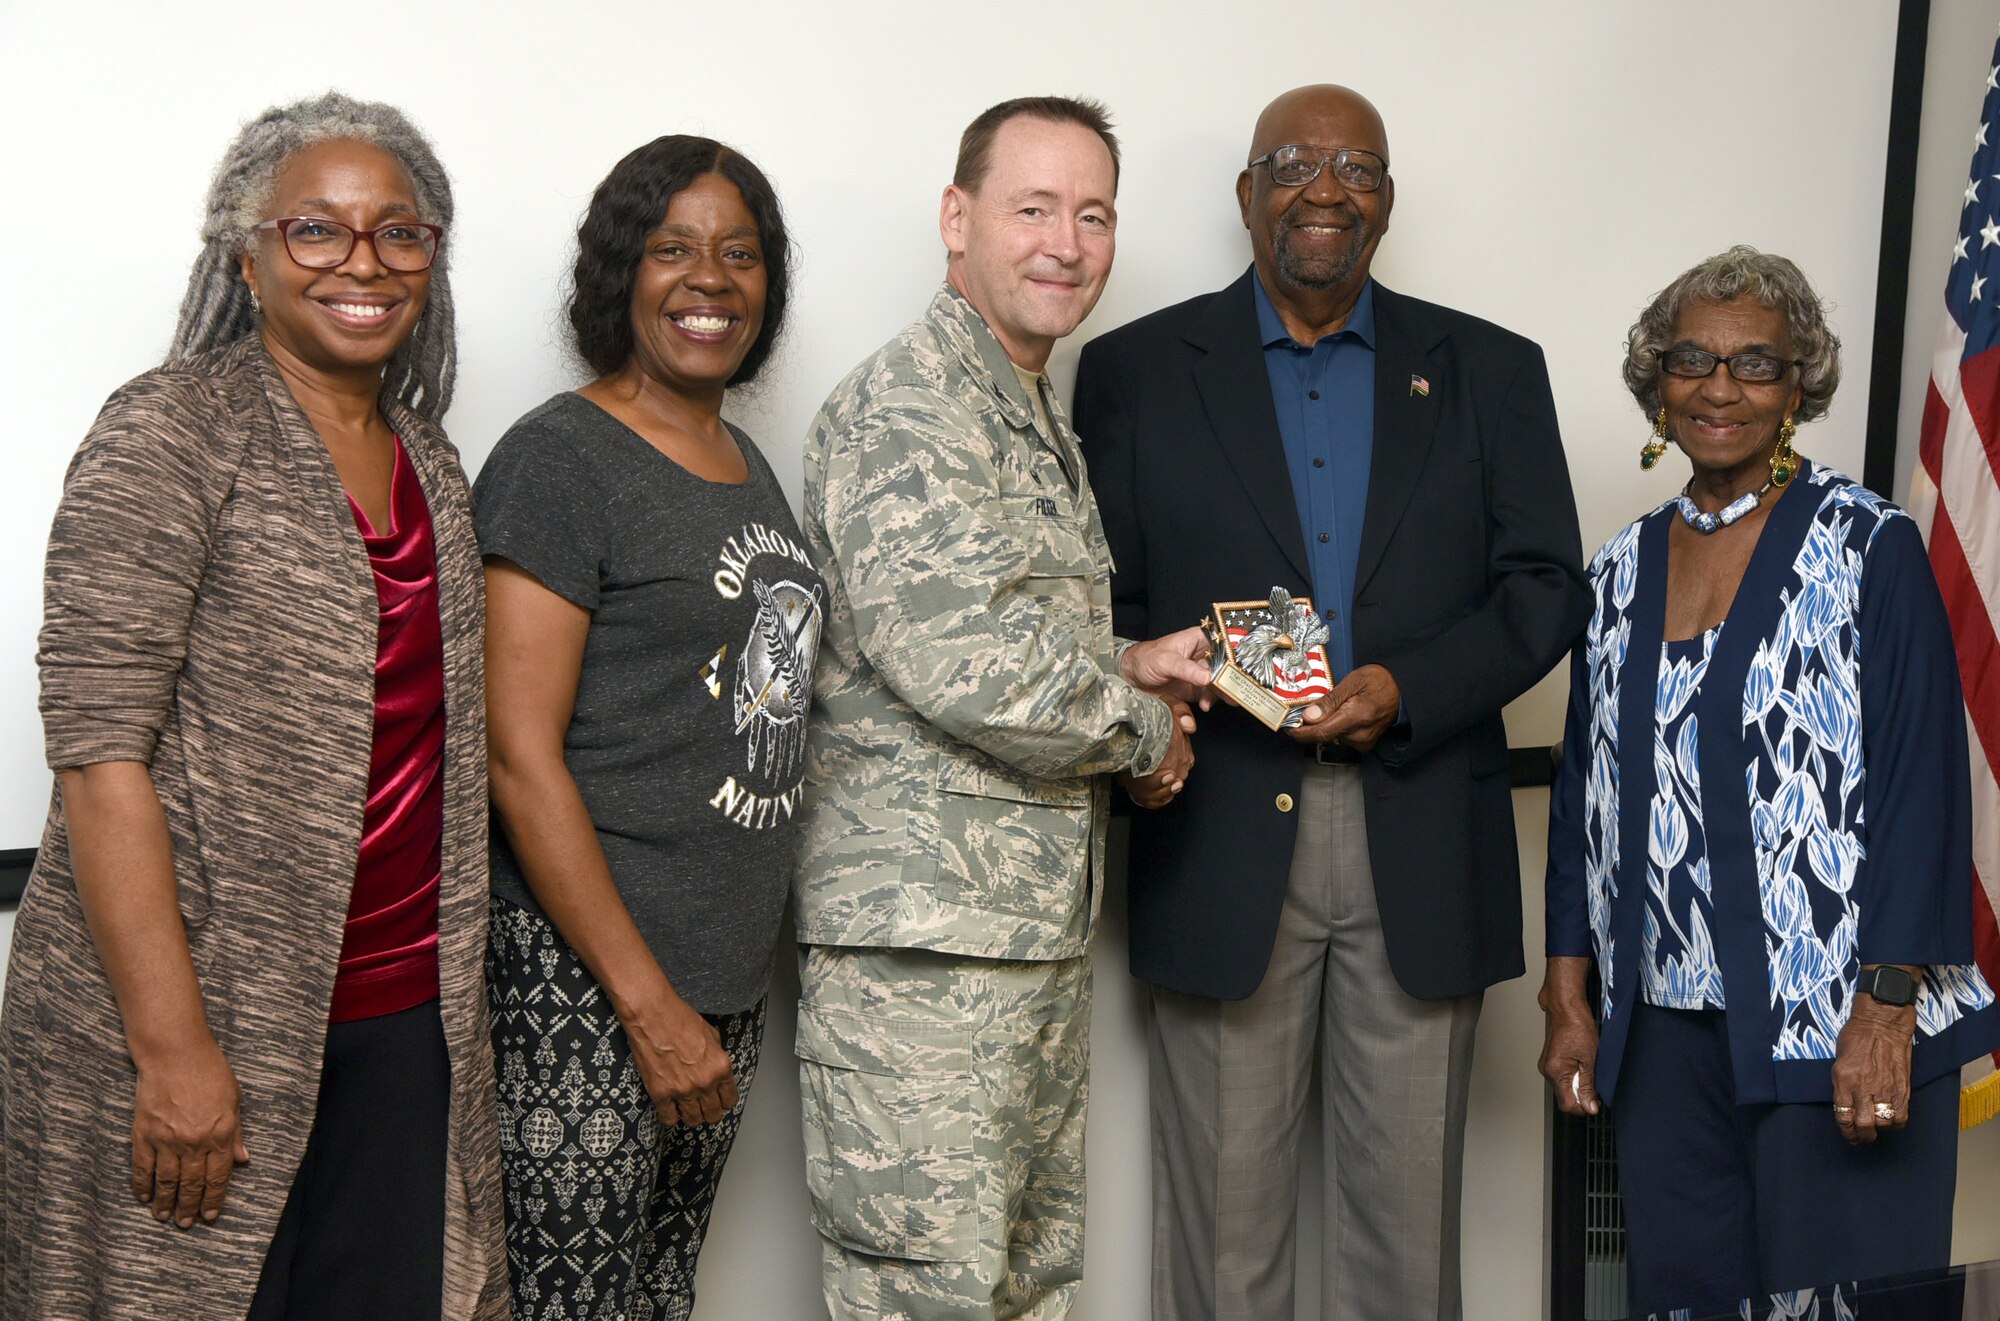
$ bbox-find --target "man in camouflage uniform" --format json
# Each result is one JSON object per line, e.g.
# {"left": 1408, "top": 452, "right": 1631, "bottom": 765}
{"left": 795, "top": 96, "right": 1211, "bottom": 1320}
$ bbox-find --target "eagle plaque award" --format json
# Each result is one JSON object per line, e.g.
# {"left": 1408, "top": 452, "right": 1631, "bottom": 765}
{"left": 1202, "top": 587, "right": 1335, "bottom": 731}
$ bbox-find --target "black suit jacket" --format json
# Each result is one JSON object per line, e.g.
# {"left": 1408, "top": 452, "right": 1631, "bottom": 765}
{"left": 1073, "top": 268, "right": 1588, "bottom": 1001}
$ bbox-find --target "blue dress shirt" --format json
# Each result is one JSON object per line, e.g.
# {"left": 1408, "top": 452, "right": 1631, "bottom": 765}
{"left": 1253, "top": 276, "right": 1375, "bottom": 679}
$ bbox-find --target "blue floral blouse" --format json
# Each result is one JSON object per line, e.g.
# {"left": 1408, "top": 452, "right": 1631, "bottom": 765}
{"left": 1642, "top": 628, "right": 1727, "bottom": 1010}
{"left": 1546, "top": 461, "right": 1999, "bottom": 1104}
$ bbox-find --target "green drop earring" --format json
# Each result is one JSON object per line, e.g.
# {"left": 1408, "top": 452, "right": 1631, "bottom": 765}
{"left": 1770, "top": 416, "right": 1799, "bottom": 487}
{"left": 1641, "top": 407, "right": 1669, "bottom": 471}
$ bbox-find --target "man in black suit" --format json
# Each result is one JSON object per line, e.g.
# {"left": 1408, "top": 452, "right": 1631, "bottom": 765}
{"left": 1073, "top": 85, "right": 1588, "bottom": 1320}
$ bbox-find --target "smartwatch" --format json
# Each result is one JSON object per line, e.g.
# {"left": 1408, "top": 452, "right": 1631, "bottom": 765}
{"left": 1856, "top": 965, "right": 1918, "bottom": 1007}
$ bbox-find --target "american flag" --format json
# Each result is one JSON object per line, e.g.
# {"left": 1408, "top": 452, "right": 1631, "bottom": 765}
{"left": 1909, "top": 29, "right": 2000, "bottom": 1128}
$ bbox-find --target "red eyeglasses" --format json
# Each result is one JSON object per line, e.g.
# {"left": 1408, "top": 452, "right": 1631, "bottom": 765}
{"left": 254, "top": 216, "right": 444, "bottom": 272}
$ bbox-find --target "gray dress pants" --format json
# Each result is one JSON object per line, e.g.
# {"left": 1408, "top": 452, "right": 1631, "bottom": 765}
{"left": 1147, "top": 762, "right": 1482, "bottom": 1321}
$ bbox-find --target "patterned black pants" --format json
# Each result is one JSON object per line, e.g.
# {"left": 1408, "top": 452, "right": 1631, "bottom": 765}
{"left": 486, "top": 898, "right": 764, "bottom": 1321}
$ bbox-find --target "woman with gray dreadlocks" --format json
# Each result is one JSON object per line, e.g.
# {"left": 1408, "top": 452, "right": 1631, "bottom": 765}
{"left": 1, "top": 93, "right": 505, "bottom": 1319}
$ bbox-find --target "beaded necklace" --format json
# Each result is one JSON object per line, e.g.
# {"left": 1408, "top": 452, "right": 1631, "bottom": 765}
{"left": 1674, "top": 479, "right": 1773, "bottom": 534}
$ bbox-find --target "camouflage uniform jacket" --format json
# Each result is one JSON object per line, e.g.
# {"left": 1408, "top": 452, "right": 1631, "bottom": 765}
{"left": 797, "top": 285, "right": 1173, "bottom": 961}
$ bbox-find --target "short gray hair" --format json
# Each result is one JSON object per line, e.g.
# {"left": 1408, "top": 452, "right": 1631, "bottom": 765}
{"left": 168, "top": 91, "right": 458, "bottom": 421}
{"left": 1622, "top": 245, "right": 1840, "bottom": 424}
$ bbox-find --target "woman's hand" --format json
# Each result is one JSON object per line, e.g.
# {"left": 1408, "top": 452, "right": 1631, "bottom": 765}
{"left": 131, "top": 1040, "right": 250, "bottom": 1228}
{"left": 1537, "top": 956, "right": 1603, "bottom": 1116}
{"left": 1830, "top": 966, "right": 1919, "bottom": 1145}
{"left": 57, "top": 761, "right": 248, "bottom": 1228}
{"left": 619, "top": 991, "right": 739, "bottom": 1127}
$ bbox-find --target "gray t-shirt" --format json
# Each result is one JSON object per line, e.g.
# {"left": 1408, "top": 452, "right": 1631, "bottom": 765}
{"left": 474, "top": 393, "right": 824, "bottom": 1013}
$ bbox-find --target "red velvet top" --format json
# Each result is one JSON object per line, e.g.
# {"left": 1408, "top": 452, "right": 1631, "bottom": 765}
{"left": 329, "top": 438, "right": 444, "bottom": 1023}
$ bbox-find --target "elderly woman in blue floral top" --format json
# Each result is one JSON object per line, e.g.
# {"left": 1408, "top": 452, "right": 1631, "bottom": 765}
{"left": 1538, "top": 247, "right": 2000, "bottom": 1311}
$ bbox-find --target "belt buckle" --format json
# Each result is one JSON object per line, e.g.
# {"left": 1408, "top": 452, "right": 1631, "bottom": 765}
{"left": 1313, "top": 742, "right": 1359, "bottom": 766}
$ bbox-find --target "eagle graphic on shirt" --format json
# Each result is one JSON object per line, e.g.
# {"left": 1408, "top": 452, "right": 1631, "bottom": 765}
{"left": 733, "top": 578, "right": 823, "bottom": 779}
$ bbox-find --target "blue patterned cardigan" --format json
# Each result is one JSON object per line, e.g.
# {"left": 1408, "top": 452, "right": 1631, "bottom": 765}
{"left": 1546, "top": 461, "right": 1999, "bottom": 1103}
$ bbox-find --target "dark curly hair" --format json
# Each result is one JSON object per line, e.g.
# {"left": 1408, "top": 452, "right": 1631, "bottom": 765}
{"left": 568, "top": 136, "right": 792, "bottom": 385}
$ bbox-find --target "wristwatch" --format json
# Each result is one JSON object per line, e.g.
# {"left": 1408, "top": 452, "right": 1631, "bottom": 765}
{"left": 1856, "top": 965, "right": 1919, "bottom": 1007}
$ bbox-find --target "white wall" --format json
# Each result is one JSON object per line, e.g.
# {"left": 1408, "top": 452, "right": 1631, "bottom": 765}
{"left": 4, "top": 1, "right": 1984, "bottom": 1317}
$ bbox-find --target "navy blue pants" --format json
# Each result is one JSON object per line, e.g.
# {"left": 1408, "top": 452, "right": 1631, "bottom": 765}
{"left": 247, "top": 997, "right": 450, "bottom": 1321}
{"left": 1612, "top": 1004, "right": 1959, "bottom": 1315}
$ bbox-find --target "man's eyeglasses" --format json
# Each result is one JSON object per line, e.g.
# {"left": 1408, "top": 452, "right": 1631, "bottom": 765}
{"left": 1655, "top": 347, "right": 1799, "bottom": 384}
{"left": 254, "top": 216, "right": 444, "bottom": 272}
{"left": 1246, "top": 145, "right": 1388, "bottom": 193}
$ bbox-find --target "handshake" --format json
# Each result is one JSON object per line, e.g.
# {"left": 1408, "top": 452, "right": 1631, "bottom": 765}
{"left": 1114, "top": 624, "right": 1405, "bottom": 809}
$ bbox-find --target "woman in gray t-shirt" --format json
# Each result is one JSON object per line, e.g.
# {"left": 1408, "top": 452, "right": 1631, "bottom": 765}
{"left": 476, "top": 137, "right": 818, "bottom": 1321}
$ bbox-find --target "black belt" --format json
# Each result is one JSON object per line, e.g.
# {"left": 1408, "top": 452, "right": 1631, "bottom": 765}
{"left": 1311, "top": 742, "right": 1361, "bottom": 766}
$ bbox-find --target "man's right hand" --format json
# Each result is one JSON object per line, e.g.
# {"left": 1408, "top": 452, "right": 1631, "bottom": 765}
{"left": 131, "top": 1040, "right": 250, "bottom": 1229}
{"left": 1123, "top": 701, "right": 1196, "bottom": 808}
{"left": 1122, "top": 626, "right": 1217, "bottom": 710}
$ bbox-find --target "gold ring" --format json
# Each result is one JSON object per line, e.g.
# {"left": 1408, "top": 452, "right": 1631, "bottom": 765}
{"left": 1832, "top": 1104, "right": 1854, "bottom": 1114}
{"left": 1873, "top": 1102, "right": 1896, "bottom": 1121}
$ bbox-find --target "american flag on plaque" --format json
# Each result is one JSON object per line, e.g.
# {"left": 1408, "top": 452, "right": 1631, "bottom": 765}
{"left": 1203, "top": 587, "right": 1334, "bottom": 731}
{"left": 1222, "top": 618, "right": 1334, "bottom": 702}
{"left": 1910, "top": 26, "right": 2000, "bottom": 1131}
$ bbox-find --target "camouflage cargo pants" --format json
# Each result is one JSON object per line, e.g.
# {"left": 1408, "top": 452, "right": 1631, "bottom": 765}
{"left": 796, "top": 945, "right": 1091, "bottom": 1320}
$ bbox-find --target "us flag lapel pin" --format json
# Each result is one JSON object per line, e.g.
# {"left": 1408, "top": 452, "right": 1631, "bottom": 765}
{"left": 1410, "top": 374, "right": 1430, "bottom": 397}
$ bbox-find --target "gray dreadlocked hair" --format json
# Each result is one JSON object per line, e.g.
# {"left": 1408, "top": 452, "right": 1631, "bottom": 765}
{"left": 168, "top": 91, "right": 458, "bottom": 421}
